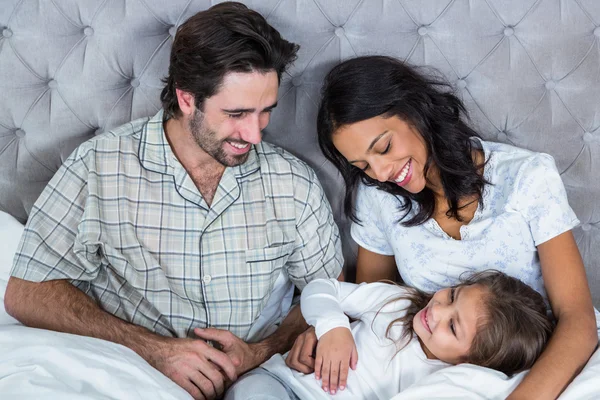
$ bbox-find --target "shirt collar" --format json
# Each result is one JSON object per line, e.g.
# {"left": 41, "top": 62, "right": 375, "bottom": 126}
{"left": 138, "top": 109, "right": 260, "bottom": 179}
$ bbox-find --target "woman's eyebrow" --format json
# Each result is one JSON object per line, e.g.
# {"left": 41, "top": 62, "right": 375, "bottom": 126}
{"left": 348, "top": 130, "right": 388, "bottom": 163}
{"left": 367, "top": 131, "right": 388, "bottom": 152}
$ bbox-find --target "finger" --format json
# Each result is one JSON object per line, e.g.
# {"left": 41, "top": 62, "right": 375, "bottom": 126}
{"left": 287, "top": 337, "right": 313, "bottom": 374}
{"left": 321, "top": 360, "right": 330, "bottom": 392}
{"left": 188, "top": 371, "right": 216, "bottom": 400}
{"left": 314, "top": 355, "right": 323, "bottom": 380}
{"left": 350, "top": 347, "right": 359, "bottom": 370}
{"left": 298, "top": 331, "right": 317, "bottom": 370}
{"left": 339, "top": 360, "right": 349, "bottom": 391}
{"left": 329, "top": 361, "right": 340, "bottom": 394}
{"left": 194, "top": 363, "right": 225, "bottom": 398}
{"left": 172, "top": 371, "right": 204, "bottom": 400}
{"left": 194, "top": 327, "right": 232, "bottom": 347}
{"left": 285, "top": 339, "right": 300, "bottom": 368}
{"left": 202, "top": 345, "right": 238, "bottom": 381}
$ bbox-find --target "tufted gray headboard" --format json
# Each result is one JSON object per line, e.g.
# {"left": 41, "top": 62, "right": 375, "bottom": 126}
{"left": 1, "top": 0, "right": 599, "bottom": 306}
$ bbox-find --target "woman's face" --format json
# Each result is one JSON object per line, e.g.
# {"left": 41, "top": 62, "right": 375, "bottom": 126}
{"left": 332, "top": 115, "right": 429, "bottom": 194}
{"left": 413, "top": 284, "right": 486, "bottom": 364}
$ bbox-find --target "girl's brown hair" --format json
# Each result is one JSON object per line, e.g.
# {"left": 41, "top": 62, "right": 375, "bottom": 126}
{"left": 382, "top": 270, "right": 553, "bottom": 376}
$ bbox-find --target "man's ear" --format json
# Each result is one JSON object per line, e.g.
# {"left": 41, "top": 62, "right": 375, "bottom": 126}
{"left": 175, "top": 89, "right": 195, "bottom": 117}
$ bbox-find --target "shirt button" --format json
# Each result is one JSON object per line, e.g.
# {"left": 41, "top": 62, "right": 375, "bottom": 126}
{"left": 203, "top": 275, "right": 212, "bottom": 284}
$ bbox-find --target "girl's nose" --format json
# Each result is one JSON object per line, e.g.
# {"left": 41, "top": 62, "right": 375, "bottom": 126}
{"left": 430, "top": 302, "right": 450, "bottom": 326}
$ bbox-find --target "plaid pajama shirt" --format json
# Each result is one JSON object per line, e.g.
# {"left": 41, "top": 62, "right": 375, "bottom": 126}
{"left": 11, "top": 110, "right": 343, "bottom": 340}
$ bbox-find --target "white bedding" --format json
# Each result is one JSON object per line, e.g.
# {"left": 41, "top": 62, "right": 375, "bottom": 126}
{"left": 1, "top": 211, "right": 599, "bottom": 399}
{"left": 392, "top": 347, "right": 600, "bottom": 400}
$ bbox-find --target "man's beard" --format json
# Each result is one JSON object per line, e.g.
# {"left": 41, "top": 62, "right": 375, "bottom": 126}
{"left": 189, "top": 108, "right": 250, "bottom": 167}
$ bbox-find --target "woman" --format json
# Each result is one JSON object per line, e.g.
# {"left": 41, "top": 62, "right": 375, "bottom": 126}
{"left": 306, "top": 55, "right": 596, "bottom": 399}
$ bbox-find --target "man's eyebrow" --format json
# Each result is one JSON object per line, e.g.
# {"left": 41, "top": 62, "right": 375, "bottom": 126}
{"left": 222, "top": 102, "right": 278, "bottom": 114}
{"left": 348, "top": 130, "right": 388, "bottom": 163}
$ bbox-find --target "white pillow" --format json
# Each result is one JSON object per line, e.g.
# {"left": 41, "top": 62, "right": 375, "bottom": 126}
{"left": 0, "top": 211, "right": 25, "bottom": 325}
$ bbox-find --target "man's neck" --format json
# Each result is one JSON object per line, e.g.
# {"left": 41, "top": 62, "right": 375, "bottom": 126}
{"left": 163, "top": 116, "right": 225, "bottom": 206}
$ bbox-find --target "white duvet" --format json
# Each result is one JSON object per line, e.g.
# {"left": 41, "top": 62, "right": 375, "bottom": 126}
{"left": 1, "top": 211, "right": 599, "bottom": 400}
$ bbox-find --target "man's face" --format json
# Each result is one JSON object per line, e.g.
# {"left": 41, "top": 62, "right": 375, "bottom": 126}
{"left": 189, "top": 70, "right": 279, "bottom": 167}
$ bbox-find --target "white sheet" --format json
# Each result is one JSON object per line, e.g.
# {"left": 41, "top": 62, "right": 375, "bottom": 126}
{"left": 392, "top": 334, "right": 600, "bottom": 400}
{"left": 0, "top": 211, "right": 191, "bottom": 399}
{"left": 0, "top": 325, "right": 191, "bottom": 399}
{"left": 1, "top": 210, "right": 599, "bottom": 399}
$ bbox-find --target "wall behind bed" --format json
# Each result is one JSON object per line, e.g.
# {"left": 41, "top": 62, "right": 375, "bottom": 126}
{"left": 1, "top": 0, "right": 599, "bottom": 305}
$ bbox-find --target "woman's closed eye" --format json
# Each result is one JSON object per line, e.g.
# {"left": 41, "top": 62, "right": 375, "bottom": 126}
{"left": 380, "top": 140, "right": 391, "bottom": 155}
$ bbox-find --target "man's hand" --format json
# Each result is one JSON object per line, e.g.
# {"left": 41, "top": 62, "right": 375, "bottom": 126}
{"left": 285, "top": 326, "right": 318, "bottom": 373}
{"left": 146, "top": 335, "right": 238, "bottom": 400}
{"left": 314, "top": 327, "right": 358, "bottom": 395}
{"left": 194, "top": 327, "right": 263, "bottom": 376}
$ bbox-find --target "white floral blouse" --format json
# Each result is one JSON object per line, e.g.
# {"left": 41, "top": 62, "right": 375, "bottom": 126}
{"left": 351, "top": 138, "right": 580, "bottom": 299}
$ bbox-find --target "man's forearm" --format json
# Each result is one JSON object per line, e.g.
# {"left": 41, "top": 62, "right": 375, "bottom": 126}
{"left": 251, "top": 304, "right": 308, "bottom": 365}
{"left": 4, "top": 277, "right": 162, "bottom": 361}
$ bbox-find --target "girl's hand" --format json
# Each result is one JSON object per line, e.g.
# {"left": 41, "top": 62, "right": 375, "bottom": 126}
{"left": 314, "top": 327, "right": 358, "bottom": 395}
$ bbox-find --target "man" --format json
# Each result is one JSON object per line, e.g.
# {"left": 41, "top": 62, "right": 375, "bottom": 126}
{"left": 4, "top": 3, "right": 342, "bottom": 399}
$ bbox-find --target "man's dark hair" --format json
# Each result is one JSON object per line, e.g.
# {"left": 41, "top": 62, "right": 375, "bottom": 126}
{"left": 160, "top": 1, "right": 299, "bottom": 118}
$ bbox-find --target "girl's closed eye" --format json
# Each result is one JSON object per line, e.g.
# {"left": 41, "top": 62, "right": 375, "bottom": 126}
{"left": 449, "top": 288, "right": 456, "bottom": 336}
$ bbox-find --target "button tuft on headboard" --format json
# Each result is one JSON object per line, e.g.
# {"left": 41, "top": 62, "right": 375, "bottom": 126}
{"left": 545, "top": 80, "right": 556, "bottom": 90}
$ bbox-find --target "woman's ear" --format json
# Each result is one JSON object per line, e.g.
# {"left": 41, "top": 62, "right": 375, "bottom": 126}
{"left": 175, "top": 89, "right": 195, "bottom": 117}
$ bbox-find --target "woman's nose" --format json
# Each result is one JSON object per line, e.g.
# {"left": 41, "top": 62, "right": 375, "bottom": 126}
{"left": 370, "top": 159, "right": 392, "bottom": 182}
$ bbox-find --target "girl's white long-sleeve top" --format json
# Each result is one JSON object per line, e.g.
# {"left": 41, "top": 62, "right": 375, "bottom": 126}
{"left": 260, "top": 279, "right": 449, "bottom": 399}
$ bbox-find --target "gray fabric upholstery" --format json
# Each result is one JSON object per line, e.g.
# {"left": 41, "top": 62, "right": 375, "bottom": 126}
{"left": 1, "top": 0, "right": 599, "bottom": 305}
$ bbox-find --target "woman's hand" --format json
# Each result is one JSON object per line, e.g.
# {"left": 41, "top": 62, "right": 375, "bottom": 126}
{"left": 314, "top": 327, "right": 358, "bottom": 395}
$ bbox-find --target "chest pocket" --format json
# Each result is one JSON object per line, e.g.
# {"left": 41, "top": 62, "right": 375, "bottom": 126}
{"left": 245, "top": 242, "right": 295, "bottom": 319}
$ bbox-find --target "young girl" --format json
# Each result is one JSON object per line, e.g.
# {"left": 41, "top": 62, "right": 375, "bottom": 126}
{"left": 226, "top": 271, "right": 552, "bottom": 400}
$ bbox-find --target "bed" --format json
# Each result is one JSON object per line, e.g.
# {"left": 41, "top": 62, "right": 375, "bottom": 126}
{"left": 1, "top": 1, "right": 599, "bottom": 399}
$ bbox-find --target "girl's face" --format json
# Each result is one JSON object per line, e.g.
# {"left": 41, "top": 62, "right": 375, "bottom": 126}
{"left": 413, "top": 284, "right": 487, "bottom": 364}
{"left": 332, "top": 115, "right": 430, "bottom": 194}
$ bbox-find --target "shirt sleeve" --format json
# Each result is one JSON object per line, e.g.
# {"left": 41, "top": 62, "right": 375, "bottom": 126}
{"left": 350, "top": 183, "right": 394, "bottom": 255}
{"left": 285, "top": 167, "right": 344, "bottom": 290}
{"left": 10, "top": 146, "right": 100, "bottom": 282}
{"left": 512, "top": 153, "right": 580, "bottom": 246}
{"left": 300, "top": 279, "right": 407, "bottom": 339}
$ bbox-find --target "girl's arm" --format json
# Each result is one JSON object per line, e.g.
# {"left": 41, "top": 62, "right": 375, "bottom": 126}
{"left": 301, "top": 279, "right": 404, "bottom": 394}
{"left": 507, "top": 231, "right": 597, "bottom": 400}
{"left": 355, "top": 245, "right": 397, "bottom": 283}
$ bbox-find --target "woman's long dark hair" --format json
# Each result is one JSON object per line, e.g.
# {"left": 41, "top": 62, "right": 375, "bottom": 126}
{"left": 317, "top": 56, "right": 487, "bottom": 226}
{"left": 378, "top": 271, "right": 553, "bottom": 376}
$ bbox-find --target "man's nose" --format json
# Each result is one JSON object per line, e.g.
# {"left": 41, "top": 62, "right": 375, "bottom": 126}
{"left": 240, "top": 115, "right": 262, "bottom": 144}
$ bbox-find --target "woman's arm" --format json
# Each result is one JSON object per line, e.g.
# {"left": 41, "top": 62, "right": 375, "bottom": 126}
{"left": 355, "top": 245, "right": 397, "bottom": 283}
{"left": 507, "top": 231, "right": 598, "bottom": 400}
